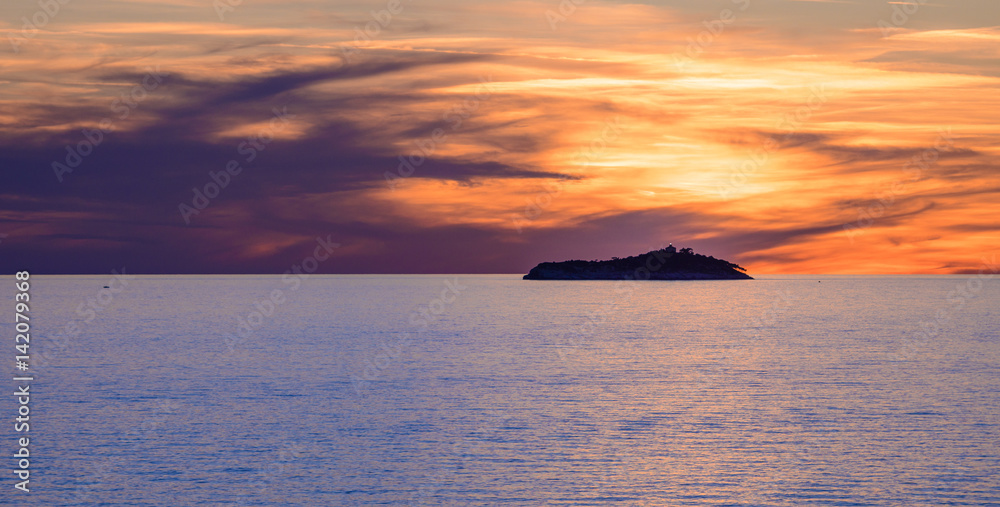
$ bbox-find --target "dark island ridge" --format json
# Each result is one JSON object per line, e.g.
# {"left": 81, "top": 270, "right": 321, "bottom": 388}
{"left": 523, "top": 244, "right": 752, "bottom": 280}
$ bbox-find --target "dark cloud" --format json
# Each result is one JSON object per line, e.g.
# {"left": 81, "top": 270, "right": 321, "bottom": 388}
{"left": 717, "top": 129, "right": 984, "bottom": 181}
{"left": 815, "top": 145, "right": 979, "bottom": 165}
{"left": 0, "top": 50, "right": 591, "bottom": 273}
{"left": 863, "top": 50, "right": 1000, "bottom": 77}
{"left": 932, "top": 163, "right": 1000, "bottom": 181}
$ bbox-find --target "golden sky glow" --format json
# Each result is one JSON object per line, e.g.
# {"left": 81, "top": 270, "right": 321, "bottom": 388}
{"left": 1, "top": 0, "right": 998, "bottom": 273}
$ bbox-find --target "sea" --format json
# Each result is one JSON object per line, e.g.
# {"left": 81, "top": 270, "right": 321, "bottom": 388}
{"left": 4, "top": 274, "right": 999, "bottom": 506}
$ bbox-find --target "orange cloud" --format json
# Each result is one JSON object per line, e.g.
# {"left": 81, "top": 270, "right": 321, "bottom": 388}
{"left": 2, "top": 0, "right": 997, "bottom": 274}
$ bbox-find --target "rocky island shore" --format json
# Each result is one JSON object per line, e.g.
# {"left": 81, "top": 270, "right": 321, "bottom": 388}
{"left": 523, "top": 245, "right": 752, "bottom": 280}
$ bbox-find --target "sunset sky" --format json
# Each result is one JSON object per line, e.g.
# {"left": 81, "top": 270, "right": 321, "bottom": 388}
{"left": 1, "top": 0, "right": 997, "bottom": 274}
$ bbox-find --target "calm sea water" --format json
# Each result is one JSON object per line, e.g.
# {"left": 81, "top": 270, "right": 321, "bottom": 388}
{"left": 3, "top": 274, "right": 999, "bottom": 506}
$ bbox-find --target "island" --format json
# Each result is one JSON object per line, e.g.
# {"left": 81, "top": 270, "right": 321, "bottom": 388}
{"left": 522, "top": 244, "right": 752, "bottom": 280}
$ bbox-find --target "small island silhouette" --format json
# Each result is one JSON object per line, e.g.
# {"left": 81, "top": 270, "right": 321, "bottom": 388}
{"left": 523, "top": 244, "right": 752, "bottom": 280}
